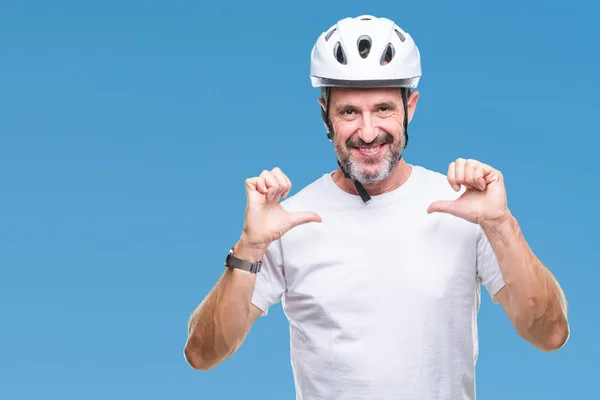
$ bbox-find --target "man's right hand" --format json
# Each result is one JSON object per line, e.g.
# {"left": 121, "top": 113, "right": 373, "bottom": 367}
{"left": 237, "top": 167, "right": 322, "bottom": 259}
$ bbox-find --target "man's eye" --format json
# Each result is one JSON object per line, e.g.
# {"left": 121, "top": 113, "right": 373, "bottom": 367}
{"left": 379, "top": 107, "right": 392, "bottom": 113}
{"left": 341, "top": 109, "right": 356, "bottom": 116}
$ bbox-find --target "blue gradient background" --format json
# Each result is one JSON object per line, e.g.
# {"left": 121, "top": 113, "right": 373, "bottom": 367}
{"left": 1, "top": 1, "right": 597, "bottom": 399}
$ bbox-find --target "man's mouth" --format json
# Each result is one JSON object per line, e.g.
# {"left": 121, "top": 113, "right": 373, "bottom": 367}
{"left": 354, "top": 144, "right": 385, "bottom": 157}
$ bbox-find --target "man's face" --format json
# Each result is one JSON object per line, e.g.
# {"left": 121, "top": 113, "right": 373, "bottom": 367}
{"left": 323, "top": 87, "right": 417, "bottom": 184}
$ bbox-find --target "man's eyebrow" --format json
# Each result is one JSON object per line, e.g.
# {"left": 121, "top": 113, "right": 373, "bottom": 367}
{"left": 334, "top": 104, "right": 356, "bottom": 111}
{"left": 374, "top": 101, "right": 399, "bottom": 108}
{"left": 333, "top": 101, "right": 399, "bottom": 111}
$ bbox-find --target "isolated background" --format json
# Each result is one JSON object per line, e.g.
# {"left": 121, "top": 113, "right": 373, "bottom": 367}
{"left": 1, "top": 0, "right": 598, "bottom": 399}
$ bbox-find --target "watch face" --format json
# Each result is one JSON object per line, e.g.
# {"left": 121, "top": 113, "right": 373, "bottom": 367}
{"left": 225, "top": 247, "right": 234, "bottom": 267}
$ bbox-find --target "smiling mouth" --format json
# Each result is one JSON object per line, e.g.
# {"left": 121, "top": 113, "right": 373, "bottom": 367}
{"left": 354, "top": 144, "right": 385, "bottom": 157}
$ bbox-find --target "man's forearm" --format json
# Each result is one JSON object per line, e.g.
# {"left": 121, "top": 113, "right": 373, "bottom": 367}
{"left": 185, "top": 266, "right": 258, "bottom": 369}
{"left": 481, "top": 212, "right": 569, "bottom": 351}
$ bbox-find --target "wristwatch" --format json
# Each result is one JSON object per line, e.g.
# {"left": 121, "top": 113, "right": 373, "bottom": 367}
{"left": 224, "top": 247, "right": 262, "bottom": 273}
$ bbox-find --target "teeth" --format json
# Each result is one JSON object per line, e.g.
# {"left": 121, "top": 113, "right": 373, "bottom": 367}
{"left": 359, "top": 146, "right": 380, "bottom": 153}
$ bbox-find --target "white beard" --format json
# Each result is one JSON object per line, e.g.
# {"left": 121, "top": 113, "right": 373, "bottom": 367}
{"left": 345, "top": 149, "right": 398, "bottom": 184}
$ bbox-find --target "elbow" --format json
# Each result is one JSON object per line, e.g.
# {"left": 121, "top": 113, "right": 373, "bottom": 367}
{"left": 537, "top": 319, "right": 570, "bottom": 352}
{"left": 184, "top": 338, "right": 217, "bottom": 371}
{"left": 516, "top": 312, "right": 570, "bottom": 352}
{"left": 184, "top": 346, "right": 209, "bottom": 371}
{"left": 183, "top": 307, "right": 247, "bottom": 370}
{"left": 183, "top": 332, "right": 240, "bottom": 371}
{"left": 184, "top": 352, "right": 210, "bottom": 371}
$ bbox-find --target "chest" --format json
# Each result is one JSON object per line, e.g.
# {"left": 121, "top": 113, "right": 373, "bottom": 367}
{"left": 279, "top": 209, "right": 479, "bottom": 325}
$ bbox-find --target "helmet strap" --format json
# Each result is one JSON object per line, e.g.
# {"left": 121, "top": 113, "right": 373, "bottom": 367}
{"left": 401, "top": 88, "right": 409, "bottom": 153}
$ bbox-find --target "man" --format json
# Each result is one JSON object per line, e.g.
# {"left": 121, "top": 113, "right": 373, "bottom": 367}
{"left": 184, "top": 15, "right": 569, "bottom": 400}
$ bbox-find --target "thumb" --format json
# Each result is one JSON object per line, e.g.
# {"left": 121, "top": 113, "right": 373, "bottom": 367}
{"left": 288, "top": 211, "right": 322, "bottom": 229}
{"left": 427, "top": 200, "right": 459, "bottom": 216}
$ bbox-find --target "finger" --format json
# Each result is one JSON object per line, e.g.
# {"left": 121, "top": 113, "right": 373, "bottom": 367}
{"left": 447, "top": 162, "right": 459, "bottom": 191}
{"left": 464, "top": 159, "right": 477, "bottom": 189}
{"left": 428, "top": 200, "right": 475, "bottom": 222}
{"left": 271, "top": 172, "right": 290, "bottom": 202}
{"left": 245, "top": 177, "right": 258, "bottom": 194}
{"left": 255, "top": 176, "right": 267, "bottom": 194}
{"left": 260, "top": 170, "right": 280, "bottom": 201}
{"left": 454, "top": 158, "right": 466, "bottom": 188}
{"left": 473, "top": 163, "right": 486, "bottom": 190}
{"left": 427, "top": 200, "right": 459, "bottom": 216}
{"left": 267, "top": 169, "right": 286, "bottom": 201}
{"left": 282, "top": 171, "right": 293, "bottom": 198}
{"left": 271, "top": 167, "right": 292, "bottom": 198}
{"left": 480, "top": 163, "right": 499, "bottom": 185}
{"left": 289, "top": 211, "right": 322, "bottom": 228}
{"left": 246, "top": 176, "right": 267, "bottom": 195}
{"left": 271, "top": 182, "right": 287, "bottom": 202}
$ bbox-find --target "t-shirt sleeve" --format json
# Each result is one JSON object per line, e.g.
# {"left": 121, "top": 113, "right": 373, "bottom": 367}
{"left": 251, "top": 239, "right": 286, "bottom": 316}
{"left": 476, "top": 225, "right": 506, "bottom": 303}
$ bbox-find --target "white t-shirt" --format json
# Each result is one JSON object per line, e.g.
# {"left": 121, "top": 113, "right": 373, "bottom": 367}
{"left": 251, "top": 164, "right": 505, "bottom": 400}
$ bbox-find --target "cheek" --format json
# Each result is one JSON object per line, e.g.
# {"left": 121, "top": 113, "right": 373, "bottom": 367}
{"left": 333, "top": 120, "right": 359, "bottom": 142}
{"left": 378, "top": 117, "right": 404, "bottom": 138}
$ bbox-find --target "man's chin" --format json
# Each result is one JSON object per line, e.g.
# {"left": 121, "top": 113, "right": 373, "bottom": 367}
{"left": 348, "top": 166, "right": 391, "bottom": 185}
{"left": 347, "top": 156, "right": 400, "bottom": 184}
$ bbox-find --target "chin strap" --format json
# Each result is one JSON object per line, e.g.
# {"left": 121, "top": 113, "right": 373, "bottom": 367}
{"left": 322, "top": 87, "right": 410, "bottom": 204}
{"left": 337, "top": 160, "right": 372, "bottom": 203}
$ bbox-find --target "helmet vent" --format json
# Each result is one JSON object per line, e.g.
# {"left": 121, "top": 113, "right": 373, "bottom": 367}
{"left": 334, "top": 42, "right": 347, "bottom": 65}
{"left": 380, "top": 43, "right": 395, "bottom": 65}
{"left": 325, "top": 28, "right": 337, "bottom": 42}
{"left": 357, "top": 36, "right": 372, "bottom": 59}
{"left": 360, "top": 17, "right": 372, "bottom": 20}
{"left": 395, "top": 29, "right": 406, "bottom": 42}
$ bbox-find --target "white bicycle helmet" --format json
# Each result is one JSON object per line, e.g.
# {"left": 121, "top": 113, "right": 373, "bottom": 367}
{"left": 310, "top": 15, "right": 421, "bottom": 88}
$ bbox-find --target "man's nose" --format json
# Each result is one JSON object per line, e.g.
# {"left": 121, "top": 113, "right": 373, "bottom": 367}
{"left": 358, "top": 113, "right": 378, "bottom": 143}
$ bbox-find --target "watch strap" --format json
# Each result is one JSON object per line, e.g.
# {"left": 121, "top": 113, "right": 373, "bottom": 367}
{"left": 225, "top": 247, "right": 262, "bottom": 273}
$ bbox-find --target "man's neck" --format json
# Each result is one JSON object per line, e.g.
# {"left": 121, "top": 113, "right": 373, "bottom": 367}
{"left": 332, "top": 159, "right": 413, "bottom": 197}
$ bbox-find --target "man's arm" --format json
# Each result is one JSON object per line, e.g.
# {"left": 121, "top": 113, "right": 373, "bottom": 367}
{"left": 427, "top": 158, "right": 570, "bottom": 351}
{"left": 184, "top": 167, "right": 321, "bottom": 370}
{"left": 482, "top": 213, "right": 569, "bottom": 352}
{"left": 184, "top": 242, "right": 265, "bottom": 370}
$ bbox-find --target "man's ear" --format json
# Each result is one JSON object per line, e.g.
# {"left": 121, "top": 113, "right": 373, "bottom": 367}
{"left": 407, "top": 90, "right": 419, "bottom": 124}
{"left": 318, "top": 97, "right": 326, "bottom": 112}
{"left": 318, "top": 97, "right": 330, "bottom": 132}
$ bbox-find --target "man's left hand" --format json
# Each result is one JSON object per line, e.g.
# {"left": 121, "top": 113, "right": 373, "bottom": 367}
{"left": 427, "top": 158, "right": 510, "bottom": 225}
